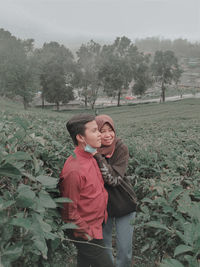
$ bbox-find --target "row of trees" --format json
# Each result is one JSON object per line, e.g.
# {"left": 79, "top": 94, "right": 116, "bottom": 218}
{"left": 0, "top": 30, "right": 37, "bottom": 109}
{"left": 0, "top": 28, "right": 183, "bottom": 109}
{"left": 135, "top": 37, "right": 200, "bottom": 59}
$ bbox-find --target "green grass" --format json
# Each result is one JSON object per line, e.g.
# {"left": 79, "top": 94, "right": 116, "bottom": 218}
{"left": 2, "top": 96, "right": 200, "bottom": 126}
{"left": 1, "top": 97, "right": 200, "bottom": 266}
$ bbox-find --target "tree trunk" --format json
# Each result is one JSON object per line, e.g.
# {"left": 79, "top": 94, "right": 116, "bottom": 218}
{"left": 161, "top": 83, "right": 165, "bottom": 102}
{"left": 56, "top": 102, "right": 59, "bottom": 111}
{"left": 179, "top": 89, "right": 183, "bottom": 98}
{"left": 91, "top": 98, "right": 97, "bottom": 110}
{"left": 91, "top": 101, "right": 95, "bottom": 110}
{"left": 91, "top": 87, "right": 99, "bottom": 110}
{"left": 84, "top": 95, "right": 88, "bottom": 108}
{"left": 23, "top": 97, "right": 28, "bottom": 110}
{"left": 95, "top": 108, "right": 99, "bottom": 115}
{"left": 83, "top": 86, "right": 88, "bottom": 108}
{"left": 117, "top": 91, "right": 121, "bottom": 106}
{"left": 42, "top": 93, "right": 45, "bottom": 109}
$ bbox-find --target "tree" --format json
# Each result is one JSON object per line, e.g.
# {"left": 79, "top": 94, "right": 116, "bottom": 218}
{"left": 152, "top": 50, "right": 182, "bottom": 102}
{"left": 37, "top": 42, "right": 75, "bottom": 110}
{"left": 40, "top": 62, "right": 74, "bottom": 111}
{"left": 0, "top": 29, "right": 38, "bottom": 109}
{"left": 99, "top": 55, "right": 125, "bottom": 105}
{"left": 132, "top": 54, "right": 152, "bottom": 97}
{"left": 99, "top": 36, "right": 148, "bottom": 106}
{"left": 99, "top": 37, "right": 135, "bottom": 106}
{"left": 76, "top": 40, "right": 101, "bottom": 108}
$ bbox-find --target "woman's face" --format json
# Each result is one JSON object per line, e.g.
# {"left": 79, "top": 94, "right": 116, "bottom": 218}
{"left": 100, "top": 123, "right": 115, "bottom": 146}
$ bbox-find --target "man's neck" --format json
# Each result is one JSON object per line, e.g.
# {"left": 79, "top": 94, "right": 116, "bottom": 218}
{"left": 77, "top": 143, "right": 84, "bottom": 150}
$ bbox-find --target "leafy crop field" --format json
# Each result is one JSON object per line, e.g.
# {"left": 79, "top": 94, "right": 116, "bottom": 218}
{"left": 1, "top": 98, "right": 200, "bottom": 267}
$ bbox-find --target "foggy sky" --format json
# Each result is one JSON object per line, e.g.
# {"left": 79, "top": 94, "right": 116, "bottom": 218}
{"left": 0, "top": 0, "right": 199, "bottom": 47}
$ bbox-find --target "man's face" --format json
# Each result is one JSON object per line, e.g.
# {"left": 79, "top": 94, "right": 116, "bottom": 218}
{"left": 83, "top": 120, "right": 101, "bottom": 148}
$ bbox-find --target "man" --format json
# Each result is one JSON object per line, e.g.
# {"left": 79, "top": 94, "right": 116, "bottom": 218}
{"left": 59, "top": 114, "right": 114, "bottom": 267}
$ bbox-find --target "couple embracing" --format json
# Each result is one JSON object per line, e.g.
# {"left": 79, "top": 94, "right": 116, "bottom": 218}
{"left": 59, "top": 114, "right": 137, "bottom": 267}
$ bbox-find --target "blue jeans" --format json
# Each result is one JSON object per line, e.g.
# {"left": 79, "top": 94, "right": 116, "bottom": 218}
{"left": 103, "top": 212, "right": 136, "bottom": 267}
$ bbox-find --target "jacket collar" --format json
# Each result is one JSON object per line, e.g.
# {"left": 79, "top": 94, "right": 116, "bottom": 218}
{"left": 74, "top": 146, "right": 94, "bottom": 159}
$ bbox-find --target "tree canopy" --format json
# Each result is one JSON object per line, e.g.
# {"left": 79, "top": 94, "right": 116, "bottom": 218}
{"left": 76, "top": 40, "right": 101, "bottom": 108}
{"left": 0, "top": 29, "right": 38, "bottom": 109}
{"left": 37, "top": 42, "right": 75, "bottom": 110}
{"left": 99, "top": 36, "right": 152, "bottom": 105}
{"left": 152, "top": 50, "right": 182, "bottom": 102}
{"left": 0, "top": 28, "right": 187, "bottom": 109}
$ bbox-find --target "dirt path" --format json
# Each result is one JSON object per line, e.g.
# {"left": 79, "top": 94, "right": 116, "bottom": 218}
{"left": 95, "top": 93, "right": 200, "bottom": 106}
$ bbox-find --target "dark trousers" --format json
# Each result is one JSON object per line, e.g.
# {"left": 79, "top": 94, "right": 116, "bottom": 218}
{"left": 74, "top": 238, "right": 114, "bottom": 267}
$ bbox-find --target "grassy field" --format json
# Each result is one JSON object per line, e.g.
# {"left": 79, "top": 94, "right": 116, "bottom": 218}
{"left": 1, "top": 98, "right": 200, "bottom": 266}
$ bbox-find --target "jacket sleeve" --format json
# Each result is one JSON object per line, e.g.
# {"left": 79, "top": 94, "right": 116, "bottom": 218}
{"left": 59, "top": 170, "right": 93, "bottom": 240}
{"left": 94, "top": 143, "right": 129, "bottom": 186}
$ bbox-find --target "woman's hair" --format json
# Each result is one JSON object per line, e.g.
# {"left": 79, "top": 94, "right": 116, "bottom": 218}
{"left": 95, "top": 114, "right": 115, "bottom": 132}
{"left": 66, "top": 114, "right": 95, "bottom": 146}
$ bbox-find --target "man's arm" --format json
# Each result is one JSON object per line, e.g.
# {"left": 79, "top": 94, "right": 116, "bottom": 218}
{"left": 60, "top": 171, "right": 93, "bottom": 240}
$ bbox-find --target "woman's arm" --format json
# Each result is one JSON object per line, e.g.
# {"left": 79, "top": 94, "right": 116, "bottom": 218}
{"left": 94, "top": 143, "right": 129, "bottom": 186}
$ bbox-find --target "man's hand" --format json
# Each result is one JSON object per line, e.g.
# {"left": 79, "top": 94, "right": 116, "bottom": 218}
{"left": 84, "top": 233, "right": 93, "bottom": 241}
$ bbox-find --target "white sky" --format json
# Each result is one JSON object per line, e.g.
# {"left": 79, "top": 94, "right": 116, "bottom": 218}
{"left": 0, "top": 0, "right": 199, "bottom": 47}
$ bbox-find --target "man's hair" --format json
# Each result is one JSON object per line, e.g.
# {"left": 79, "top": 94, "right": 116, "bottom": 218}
{"left": 66, "top": 114, "right": 95, "bottom": 146}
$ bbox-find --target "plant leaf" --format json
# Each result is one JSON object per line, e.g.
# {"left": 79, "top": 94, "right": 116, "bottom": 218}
{"left": 145, "top": 221, "right": 169, "bottom": 231}
{"left": 5, "top": 151, "right": 32, "bottom": 161}
{"left": 38, "top": 191, "right": 57, "bottom": 208}
{"left": 10, "top": 218, "right": 32, "bottom": 230}
{"left": 160, "top": 258, "right": 185, "bottom": 267}
{"left": 36, "top": 175, "right": 58, "bottom": 188}
{"left": 174, "top": 244, "right": 193, "bottom": 257}
{"left": 2, "top": 243, "right": 23, "bottom": 263}
{"left": 16, "top": 185, "right": 36, "bottom": 208}
{"left": 0, "top": 163, "right": 21, "bottom": 179}
{"left": 54, "top": 197, "right": 72, "bottom": 203}
{"left": 61, "top": 223, "right": 78, "bottom": 230}
{"left": 168, "top": 187, "right": 183, "bottom": 203}
{"left": 0, "top": 200, "right": 16, "bottom": 211}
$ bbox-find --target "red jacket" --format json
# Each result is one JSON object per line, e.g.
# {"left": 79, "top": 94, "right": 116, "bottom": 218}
{"left": 60, "top": 147, "right": 108, "bottom": 240}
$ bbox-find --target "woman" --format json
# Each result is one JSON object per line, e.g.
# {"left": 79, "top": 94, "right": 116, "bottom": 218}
{"left": 94, "top": 114, "right": 137, "bottom": 267}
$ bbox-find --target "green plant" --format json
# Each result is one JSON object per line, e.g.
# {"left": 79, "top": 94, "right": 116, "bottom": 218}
{"left": 0, "top": 112, "right": 75, "bottom": 266}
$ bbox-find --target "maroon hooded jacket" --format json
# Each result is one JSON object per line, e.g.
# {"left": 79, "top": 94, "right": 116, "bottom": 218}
{"left": 60, "top": 146, "right": 108, "bottom": 240}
